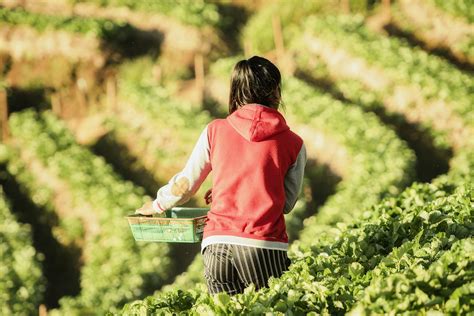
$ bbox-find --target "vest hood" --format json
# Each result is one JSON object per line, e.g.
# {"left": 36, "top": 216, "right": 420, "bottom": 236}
{"left": 227, "top": 104, "right": 289, "bottom": 142}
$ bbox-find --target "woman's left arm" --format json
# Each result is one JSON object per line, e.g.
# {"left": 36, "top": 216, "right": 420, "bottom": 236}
{"left": 283, "top": 144, "right": 307, "bottom": 214}
{"left": 150, "top": 125, "right": 212, "bottom": 213}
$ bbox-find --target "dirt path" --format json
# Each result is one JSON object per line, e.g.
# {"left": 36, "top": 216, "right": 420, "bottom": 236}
{"left": 0, "top": 25, "right": 105, "bottom": 66}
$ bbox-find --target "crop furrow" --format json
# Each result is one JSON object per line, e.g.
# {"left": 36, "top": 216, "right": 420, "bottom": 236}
{"left": 0, "top": 154, "right": 81, "bottom": 308}
{"left": 384, "top": 0, "right": 474, "bottom": 70}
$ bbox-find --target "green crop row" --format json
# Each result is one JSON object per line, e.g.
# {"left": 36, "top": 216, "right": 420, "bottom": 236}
{"left": 290, "top": 178, "right": 473, "bottom": 314}
{"left": 9, "top": 110, "right": 172, "bottom": 314}
{"left": 5, "top": 147, "right": 84, "bottom": 246}
{"left": 4, "top": 149, "right": 55, "bottom": 219}
{"left": 240, "top": 0, "right": 336, "bottom": 55}
{"left": 0, "top": 184, "right": 45, "bottom": 315}
{"left": 292, "top": 18, "right": 474, "bottom": 194}
{"left": 285, "top": 77, "right": 416, "bottom": 227}
{"left": 68, "top": 0, "right": 221, "bottom": 28}
{"left": 295, "top": 56, "right": 454, "bottom": 151}
{"left": 115, "top": 58, "right": 211, "bottom": 163}
{"left": 0, "top": 7, "right": 136, "bottom": 45}
{"left": 429, "top": 0, "right": 474, "bottom": 23}
{"left": 121, "top": 171, "right": 473, "bottom": 314}
{"left": 296, "top": 15, "right": 473, "bottom": 123}
{"left": 352, "top": 237, "right": 473, "bottom": 314}
{"left": 390, "top": 1, "right": 474, "bottom": 64}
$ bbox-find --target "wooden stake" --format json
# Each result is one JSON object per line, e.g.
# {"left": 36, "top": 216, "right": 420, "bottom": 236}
{"left": 0, "top": 89, "right": 8, "bottom": 142}
{"left": 106, "top": 76, "right": 117, "bottom": 112}
{"left": 194, "top": 53, "right": 205, "bottom": 104}
{"left": 58, "top": 92, "right": 64, "bottom": 118}
{"left": 152, "top": 65, "right": 162, "bottom": 84}
{"left": 39, "top": 304, "right": 48, "bottom": 316}
{"left": 340, "top": 0, "right": 350, "bottom": 13}
{"left": 272, "top": 14, "right": 285, "bottom": 62}
{"left": 76, "top": 79, "right": 88, "bottom": 118}
{"left": 243, "top": 39, "right": 252, "bottom": 58}
{"left": 51, "top": 93, "right": 60, "bottom": 116}
{"left": 382, "top": 0, "right": 391, "bottom": 19}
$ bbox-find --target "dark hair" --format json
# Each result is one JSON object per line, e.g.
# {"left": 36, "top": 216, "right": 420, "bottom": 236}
{"left": 229, "top": 56, "right": 282, "bottom": 114}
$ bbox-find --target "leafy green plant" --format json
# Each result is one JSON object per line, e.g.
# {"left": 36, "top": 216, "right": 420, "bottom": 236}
{"left": 351, "top": 237, "right": 474, "bottom": 314}
{"left": 121, "top": 177, "right": 473, "bottom": 314}
{"left": 285, "top": 77, "right": 416, "bottom": 226}
{"left": 0, "top": 186, "right": 45, "bottom": 315}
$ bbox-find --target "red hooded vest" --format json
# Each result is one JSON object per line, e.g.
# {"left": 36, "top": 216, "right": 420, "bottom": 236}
{"left": 204, "top": 104, "right": 303, "bottom": 245}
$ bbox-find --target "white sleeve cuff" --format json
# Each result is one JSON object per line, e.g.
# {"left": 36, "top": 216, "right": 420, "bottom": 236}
{"left": 152, "top": 199, "right": 165, "bottom": 213}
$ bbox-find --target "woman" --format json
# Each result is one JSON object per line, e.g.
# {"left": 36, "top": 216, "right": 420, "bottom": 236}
{"left": 136, "top": 56, "right": 306, "bottom": 295}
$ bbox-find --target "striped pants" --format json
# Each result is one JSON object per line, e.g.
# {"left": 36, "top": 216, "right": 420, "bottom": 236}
{"left": 203, "top": 243, "right": 291, "bottom": 295}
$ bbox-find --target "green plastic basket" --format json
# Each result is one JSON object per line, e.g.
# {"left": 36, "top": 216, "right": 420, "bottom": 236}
{"left": 126, "top": 207, "right": 209, "bottom": 243}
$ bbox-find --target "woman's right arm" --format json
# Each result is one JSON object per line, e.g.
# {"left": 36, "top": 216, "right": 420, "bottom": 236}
{"left": 152, "top": 125, "right": 212, "bottom": 213}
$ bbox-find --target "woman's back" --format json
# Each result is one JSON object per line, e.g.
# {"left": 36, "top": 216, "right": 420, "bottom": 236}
{"left": 204, "top": 104, "right": 303, "bottom": 248}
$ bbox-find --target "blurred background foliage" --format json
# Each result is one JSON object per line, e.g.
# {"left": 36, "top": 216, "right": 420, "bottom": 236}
{"left": 0, "top": 0, "right": 472, "bottom": 315}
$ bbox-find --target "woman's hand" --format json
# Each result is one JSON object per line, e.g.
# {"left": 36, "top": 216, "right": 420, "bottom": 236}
{"left": 135, "top": 200, "right": 156, "bottom": 216}
{"left": 204, "top": 189, "right": 212, "bottom": 205}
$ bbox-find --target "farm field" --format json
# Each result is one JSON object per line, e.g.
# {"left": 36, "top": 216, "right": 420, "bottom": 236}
{"left": 0, "top": 0, "right": 472, "bottom": 315}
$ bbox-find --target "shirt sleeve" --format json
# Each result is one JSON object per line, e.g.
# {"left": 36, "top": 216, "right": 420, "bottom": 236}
{"left": 283, "top": 144, "right": 307, "bottom": 214}
{"left": 152, "top": 125, "right": 212, "bottom": 213}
